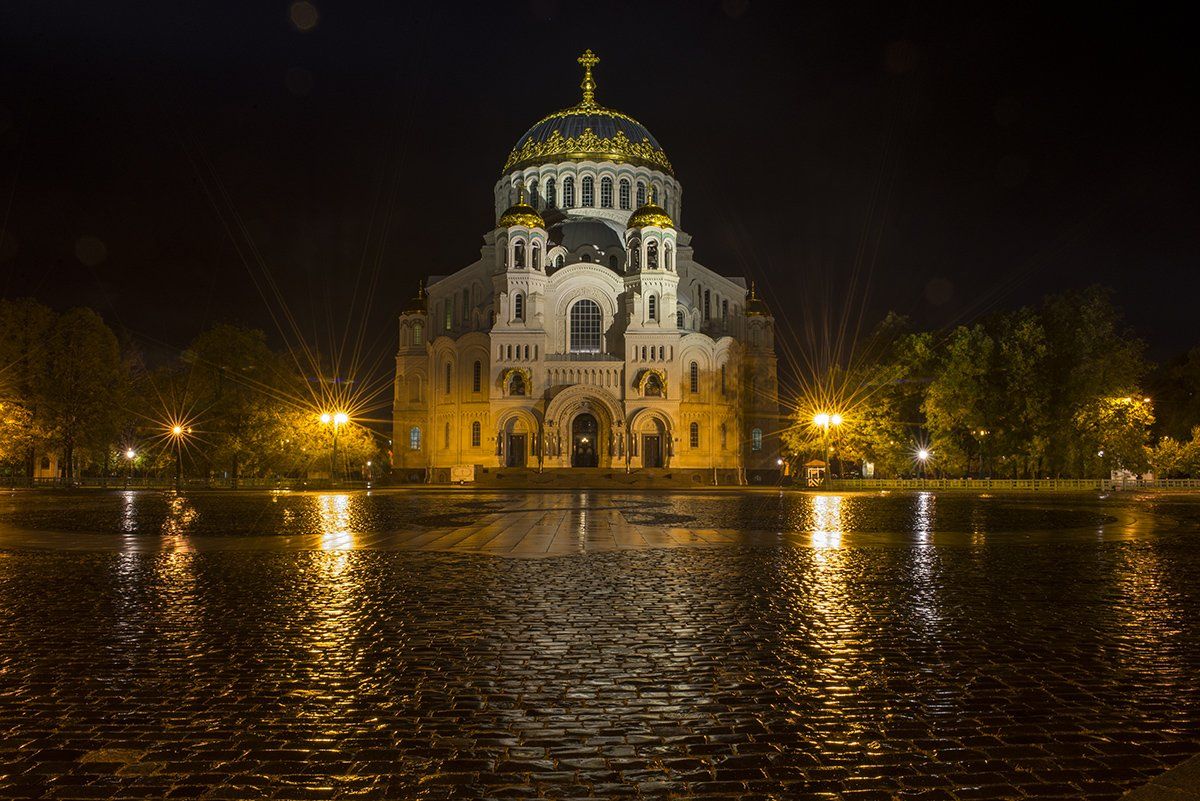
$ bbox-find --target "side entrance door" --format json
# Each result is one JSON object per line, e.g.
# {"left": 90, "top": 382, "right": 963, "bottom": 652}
{"left": 507, "top": 434, "right": 526, "bottom": 467}
{"left": 643, "top": 435, "right": 662, "bottom": 468}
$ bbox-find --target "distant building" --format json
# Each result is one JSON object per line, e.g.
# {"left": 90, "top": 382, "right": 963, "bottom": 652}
{"left": 393, "top": 51, "right": 779, "bottom": 482}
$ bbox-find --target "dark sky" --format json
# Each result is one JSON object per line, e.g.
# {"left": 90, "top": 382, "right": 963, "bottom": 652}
{"left": 1, "top": 1, "right": 1197, "bottom": 386}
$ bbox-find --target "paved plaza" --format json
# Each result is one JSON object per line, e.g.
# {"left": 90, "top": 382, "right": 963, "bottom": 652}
{"left": 0, "top": 489, "right": 1198, "bottom": 799}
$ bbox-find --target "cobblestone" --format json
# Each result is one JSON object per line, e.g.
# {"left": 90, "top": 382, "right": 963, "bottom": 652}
{"left": 0, "top": 491, "right": 1197, "bottom": 798}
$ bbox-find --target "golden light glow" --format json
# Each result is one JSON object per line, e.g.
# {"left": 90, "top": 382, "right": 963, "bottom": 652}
{"left": 319, "top": 412, "right": 332, "bottom": 425}
{"left": 171, "top": 425, "right": 184, "bottom": 436}
{"left": 333, "top": 412, "right": 349, "bottom": 426}
{"left": 813, "top": 413, "right": 830, "bottom": 428}
{"left": 125, "top": 449, "right": 136, "bottom": 459}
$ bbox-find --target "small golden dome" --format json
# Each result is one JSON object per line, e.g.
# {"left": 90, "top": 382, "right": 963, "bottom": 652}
{"left": 628, "top": 194, "right": 674, "bottom": 230}
{"left": 746, "top": 281, "right": 769, "bottom": 317}
{"left": 498, "top": 185, "right": 545, "bottom": 229}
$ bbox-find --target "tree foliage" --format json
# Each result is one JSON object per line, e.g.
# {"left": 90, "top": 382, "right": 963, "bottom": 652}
{"left": 785, "top": 287, "right": 1161, "bottom": 478}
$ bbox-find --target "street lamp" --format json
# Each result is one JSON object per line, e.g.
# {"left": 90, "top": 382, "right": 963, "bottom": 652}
{"left": 124, "top": 448, "right": 135, "bottom": 486}
{"left": 812, "top": 412, "right": 843, "bottom": 488}
{"left": 322, "top": 411, "right": 349, "bottom": 484}
{"left": 168, "top": 425, "right": 192, "bottom": 490}
{"left": 917, "top": 448, "right": 930, "bottom": 479}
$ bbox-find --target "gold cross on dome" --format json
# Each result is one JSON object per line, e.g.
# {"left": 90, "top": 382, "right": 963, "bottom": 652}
{"left": 578, "top": 49, "right": 599, "bottom": 105}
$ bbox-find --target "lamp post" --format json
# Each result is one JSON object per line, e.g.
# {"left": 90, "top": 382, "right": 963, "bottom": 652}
{"left": 322, "top": 412, "right": 349, "bottom": 484}
{"left": 917, "top": 448, "right": 930, "bottom": 480}
{"left": 124, "top": 448, "right": 135, "bottom": 487}
{"left": 812, "top": 412, "right": 842, "bottom": 489}
{"left": 169, "top": 425, "right": 191, "bottom": 490}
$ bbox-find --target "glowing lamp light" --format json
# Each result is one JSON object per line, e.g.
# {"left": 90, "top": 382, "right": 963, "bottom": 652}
{"left": 320, "top": 413, "right": 332, "bottom": 425}
{"left": 813, "top": 413, "right": 830, "bottom": 427}
{"left": 125, "top": 449, "right": 136, "bottom": 459}
{"left": 171, "top": 425, "right": 184, "bottom": 436}
{"left": 333, "top": 412, "right": 349, "bottom": 426}
{"left": 917, "top": 449, "right": 930, "bottom": 461}
{"left": 776, "top": 458, "right": 784, "bottom": 466}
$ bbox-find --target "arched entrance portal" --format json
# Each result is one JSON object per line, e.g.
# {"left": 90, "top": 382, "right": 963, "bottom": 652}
{"left": 571, "top": 413, "right": 599, "bottom": 467}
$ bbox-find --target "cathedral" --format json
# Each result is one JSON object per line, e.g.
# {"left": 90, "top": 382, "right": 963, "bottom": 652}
{"left": 392, "top": 51, "right": 780, "bottom": 483}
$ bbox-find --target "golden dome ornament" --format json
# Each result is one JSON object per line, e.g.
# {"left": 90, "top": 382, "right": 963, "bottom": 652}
{"left": 498, "top": 184, "right": 545, "bottom": 229}
{"left": 627, "top": 186, "right": 674, "bottom": 229}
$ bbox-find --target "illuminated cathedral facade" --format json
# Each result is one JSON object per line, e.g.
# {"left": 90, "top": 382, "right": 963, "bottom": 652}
{"left": 392, "top": 51, "right": 779, "bottom": 482}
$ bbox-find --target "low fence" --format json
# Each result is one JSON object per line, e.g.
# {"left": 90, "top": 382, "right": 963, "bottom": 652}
{"left": 4, "top": 476, "right": 372, "bottom": 491}
{"left": 825, "top": 478, "right": 1200, "bottom": 492}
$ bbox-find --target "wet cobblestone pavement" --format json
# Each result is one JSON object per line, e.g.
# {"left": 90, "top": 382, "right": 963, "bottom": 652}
{"left": 1, "top": 490, "right": 1199, "bottom": 799}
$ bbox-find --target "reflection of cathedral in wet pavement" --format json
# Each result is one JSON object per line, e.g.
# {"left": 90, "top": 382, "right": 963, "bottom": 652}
{"left": 392, "top": 51, "right": 780, "bottom": 482}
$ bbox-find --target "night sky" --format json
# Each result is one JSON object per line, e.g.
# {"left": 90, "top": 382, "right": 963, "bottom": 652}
{"left": 1, "top": 1, "right": 1196, "bottom": 385}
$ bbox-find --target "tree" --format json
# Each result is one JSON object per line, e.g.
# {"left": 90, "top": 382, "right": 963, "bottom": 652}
{"left": 1073, "top": 395, "right": 1154, "bottom": 476}
{"left": 183, "top": 324, "right": 292, "bottom": 486}
{"left": 0, "top": 298, "right": 56, "bottom": 477}
{"left": 36, "top": 308, "right": 125, "bottom": 482}
{"left": 923, "top": 325, "right": 994, "bottom": 477}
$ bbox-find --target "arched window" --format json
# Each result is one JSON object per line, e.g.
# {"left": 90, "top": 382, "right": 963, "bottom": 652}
{"left": 563, "top": 177, "right": 575, "bottom": 208}
{"left": 513, "top": 240, "right": 525, "bottom": 268}
{"left": 676, "top": 310, "right": 684, "bottom": 328}
{"left": 462, "top": 288, "right": 470, "bottom": 318}
{"left": 689, "top": 361, "right": 699, "bottom": 393}
{"left": 619, "top": 178, "right": 631, "bottom": 210}
{"left": 636, "top": 181, "right": 646, "bottom": 207}
{"left": 444, "top": 362, "right": 452, "bottom": 394}
{"left": 630, "top": 241, "right": 640, "bottom": 269}
{"left": 581, "top": 176, "right": 594, "bottom": 207}
{"left": 647, "top": 240, "right": 658, "bottom": 268}
{"left": 471, "top": 421, "right": 482, "bottom": 447}
{"left": 720, "top": 364, "right": 727, "bottom": 395}
{"left": 513, "top": 293, "right": 524, "bottom": 321}
{"left": 409, "top": 375, "right": 422, "bottom": 402}
{"left": 569, "top": 299, "right": 602, "bottom": 353}
{"left": 663, "top": 189, "right": 670, "bottom": 215}
{"left": 444, "top": 299, "right": 452, "bottom": 330}
{"left": 647, "top": 294, "right": 657, "bottom": 321}
{"left": 555, "top": 253, "right": 565, "bottom": 269}
{"left": 545, "top": 178, "right": 556, "bottom": 207}
{"left": 472, "top": 360, "right": 482, "bottom": 392}
{"left": 409, "top": 426, "right": 421, "bottom": 450}
{"left": 509, "top": 372, "right": 526, "bottom": 396}
{"left": 722, "top": 299, "right": 729, "bottom": 320}
{"left": 704, "top": 289, "right": 711, "bottom": 321}
{"left": 580, "top": 253, "right": 592, "bottom": 262}
{"left": 531, "top": 242, "right": 541, "bottom": 270}
{"left": 664, "top": 243, "right": 673, "bottom": 270}
{"left": 689, "top": 422, "right": 699, "bottom": 448}
{"left": 412, "top": 321, "right": 423, "bottom": 344}
{"left": 752, "top": 428, "right": 763, "bottom": 451}
{"left": 444, "top": 421, "right": 451, "bottom": 448}
{"left": 528, "top": 179, "right": 538, "bottom": 208}
{"left": 608, "top": 254, "right": 618, "bottom": 270}
{"left": 644, "top": 373, "right": 663, "bottom": 397}
{"left": 600, "top": 176, "right": 613, "bottom": 208}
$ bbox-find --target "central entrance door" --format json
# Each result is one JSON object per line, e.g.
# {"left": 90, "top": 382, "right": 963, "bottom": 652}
{"left": 643, "top": 435, "right": 663, "bottom": 468}
{"left": 506, "top": 434, "right": 526, "bottom": 467}
{"left": 571, "top": 413, "right": 599, "bottom": 467}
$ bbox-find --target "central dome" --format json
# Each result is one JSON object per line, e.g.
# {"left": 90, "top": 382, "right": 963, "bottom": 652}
{"left": 503, "top": 50, "right": 673, "bottom": 176}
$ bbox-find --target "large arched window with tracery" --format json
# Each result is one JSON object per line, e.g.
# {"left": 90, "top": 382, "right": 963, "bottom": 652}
{"left": 600, "top": 177, "right": 613, "bottom": 208}
{"left": 545, "top": 178, "right": 556, "bottom": 207}
{"left": 647, "top": 294, "right": 657, "bottom": 321}
{"left": 569, "top": 299, "right": 602, "bottom": 354}
{"left": 636, "top": 181, "right": 646, "bottom": 207}
{"left": 689, "top": 361, "right": 699, "bottom": 393}
{"left": 562, "top": 177, "right": 575, "bottom": 208}
{"left": 513, "top": 293, "right": 524, "bottom": 321}
{"left": 581, "top": 176, "right": 594, "bottom": 207}
{"left": 619, "top": 178, "right": 631, "bottom": 210}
